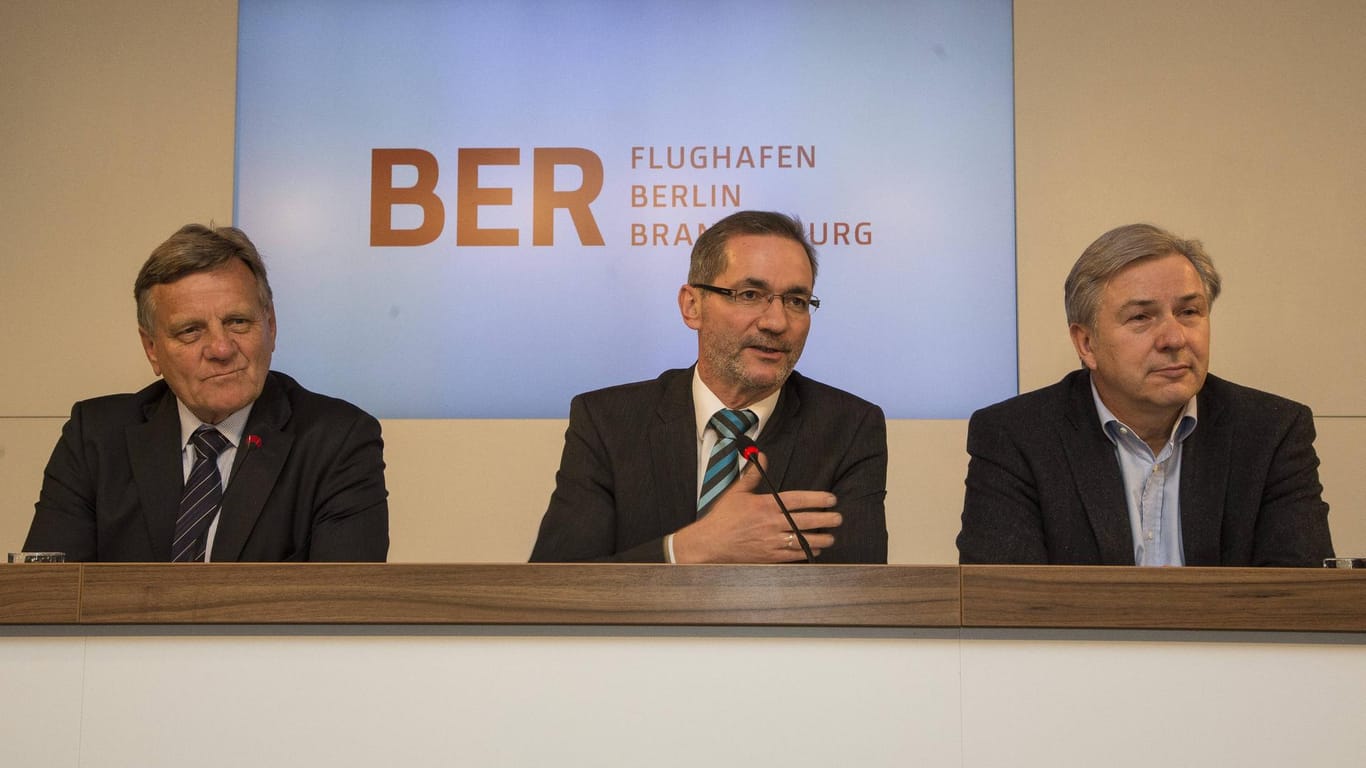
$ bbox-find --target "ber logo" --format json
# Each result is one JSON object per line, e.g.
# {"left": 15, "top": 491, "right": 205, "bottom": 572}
{"left": 370, "top": 147, "right": 605, "bottom": 247}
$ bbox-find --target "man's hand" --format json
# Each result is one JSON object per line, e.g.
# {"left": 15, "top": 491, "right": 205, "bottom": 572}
{"left": 672, "top": 451, "right": 842, "bottom": 563}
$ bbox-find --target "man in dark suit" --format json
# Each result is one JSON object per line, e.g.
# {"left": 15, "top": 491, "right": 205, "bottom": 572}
{"left": 25, "top": 224, "right": 388, "bottom": 562}
{"left": 957, "top": 223, "right": 1332, "bottom": 566}
{"left": 531, "top": 211, "right": 887, "bottom": 563}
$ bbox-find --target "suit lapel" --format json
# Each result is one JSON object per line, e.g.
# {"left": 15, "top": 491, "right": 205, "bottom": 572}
{"left": 755, "top": 374, "right": 801, "bottom": 492}
{"left": 127, "top": 387, "right": 186, "bottom": 561}
{"left": 1060, "top": 372, "right": 1134, "bottom": 564}
{"left": 649, "top": 369, "right": 698, "bottom": 535}
{"left": 1180, "top": 377, "right": 1231, "bottom": 565}
{"left": 212, "top": 375, "right": 294, "bottom": 561}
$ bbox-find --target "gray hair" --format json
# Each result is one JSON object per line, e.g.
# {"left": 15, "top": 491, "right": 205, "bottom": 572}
{"left": 1064, "top": 223, "right": 1221, "bottom": 327}
{"left": 134, "top": 223, "right": 273, "bottom": 332}
{"left": 688, "top": 210, "right": 818, "bottom": 284}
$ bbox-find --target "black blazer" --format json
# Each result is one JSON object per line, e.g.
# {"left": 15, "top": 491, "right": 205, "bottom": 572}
{"left": 26, "top": 371, "right": 389, "bottom": 562}
{"left": 957, "top": 369, "right": 1333, "bottom": 566}
{"left": 530, "top": 368, "right": 888, "bottom": 563}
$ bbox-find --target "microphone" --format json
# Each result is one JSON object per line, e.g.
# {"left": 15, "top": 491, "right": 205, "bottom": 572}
{"left": 734, "top": 435, "right": 814, "bottom": 563}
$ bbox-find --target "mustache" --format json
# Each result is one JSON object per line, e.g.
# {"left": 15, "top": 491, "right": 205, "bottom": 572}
{"left": 742, "top": 334, "right": 793, "bottom": 353}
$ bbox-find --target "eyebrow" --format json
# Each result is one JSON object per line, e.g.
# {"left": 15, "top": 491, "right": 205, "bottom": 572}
{"left": 1117, "top": 292, "right": 1206, "bottom": 311}
{"left": 735, "top": 276, "right": 813, "bottom": 294}
{"left": 166, "top": 319, "right": 203, "bottom": 333}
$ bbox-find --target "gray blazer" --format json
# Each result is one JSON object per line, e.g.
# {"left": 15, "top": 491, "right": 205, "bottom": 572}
{"left": 530, "top": 367, "right": 888, "bottom": 563}
{"left": 957, "top": 369, "right": 1332, "bottom": 566}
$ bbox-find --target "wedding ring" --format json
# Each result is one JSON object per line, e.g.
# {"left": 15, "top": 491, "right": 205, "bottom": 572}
{"left": 784, "top": 533, "right": 795, "bottom": 550}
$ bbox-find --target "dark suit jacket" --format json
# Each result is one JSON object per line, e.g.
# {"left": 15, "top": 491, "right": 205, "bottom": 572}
{"left": 529, "top": 368, "right": 888, "bottom": 563}
{"left": 957, "top": 369, "right": 1333, "bottom": 566}
{"left": 25, "top": 371, "right": 389, "bottom": 562}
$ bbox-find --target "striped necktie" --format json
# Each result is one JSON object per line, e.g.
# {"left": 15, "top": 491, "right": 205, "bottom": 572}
{"left": 172, "top": 426, "right": 231, "bottom": 562}
{"left": 697, "top": 408, "right": 758, "bottom": 515}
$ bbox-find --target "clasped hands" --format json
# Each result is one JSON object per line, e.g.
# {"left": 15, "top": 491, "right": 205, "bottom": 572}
{"left": 671, "top": 450, "right": 841, "bottom": 563}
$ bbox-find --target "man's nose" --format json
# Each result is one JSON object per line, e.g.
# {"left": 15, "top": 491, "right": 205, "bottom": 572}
{"left": 202, "top": 325, "right": 236, "bottom": 359}
{"left": 755, "top": 295, "right": 790, "bottom": 332}
{"left": 1154, "top": 315, "right": 1187, "bottom": 350}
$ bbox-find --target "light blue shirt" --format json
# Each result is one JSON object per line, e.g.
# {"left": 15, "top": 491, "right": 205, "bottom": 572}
{"left": 1091, "top": 383, "right": 1198, "bottom": 566}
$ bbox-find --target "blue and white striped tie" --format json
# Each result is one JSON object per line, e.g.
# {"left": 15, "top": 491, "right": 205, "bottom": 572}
{"left": 697, "top": 408, "right": 758, "bottom": 515}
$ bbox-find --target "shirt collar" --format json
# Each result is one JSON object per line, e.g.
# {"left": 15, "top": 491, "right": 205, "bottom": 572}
{"left": 176, "top": 398, "right": 254, "bottom": 452}
{"left": 691, "top": 367, "right": 780, "bottom": 441}
{"left": 1090, "top": 377, "right": 1198, "bottom": 448}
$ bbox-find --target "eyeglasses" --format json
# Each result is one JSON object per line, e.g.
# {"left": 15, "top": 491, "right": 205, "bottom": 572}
{"left": 691, "top": 284, "right": 821, "bottom": 314}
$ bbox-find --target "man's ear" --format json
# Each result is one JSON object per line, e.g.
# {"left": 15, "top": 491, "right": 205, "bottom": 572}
{"left": 1069, "top": 322, "right": 1098, "bottom": 370}
{"left": 264, "top": 304, "right": 278, "bottom": 352}
{"left": 679, "top": 284, "right": 703, "bottom": 330}
{"left": 140, "top": 326, "right": 162, "bottom": 377}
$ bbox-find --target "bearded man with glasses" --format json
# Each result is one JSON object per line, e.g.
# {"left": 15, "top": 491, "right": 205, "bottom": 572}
{"left": 531, "top": 210, "right": 888, "bottom": 563}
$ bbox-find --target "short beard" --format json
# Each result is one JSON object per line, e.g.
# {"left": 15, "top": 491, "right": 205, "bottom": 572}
{"left": 704, "top": 332, "right": 800, "bottom": 400}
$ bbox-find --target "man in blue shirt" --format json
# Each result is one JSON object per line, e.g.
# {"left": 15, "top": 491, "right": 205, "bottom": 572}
{"left": 957, "top": 223, "right": 1333, "bottom": 566}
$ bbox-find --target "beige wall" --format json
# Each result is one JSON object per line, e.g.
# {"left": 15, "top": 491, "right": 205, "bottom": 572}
{"left": 2, "top": 0, "right": 1362, "bottom": 563}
